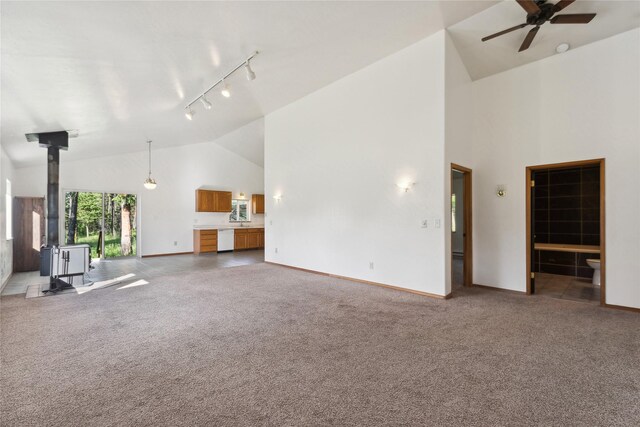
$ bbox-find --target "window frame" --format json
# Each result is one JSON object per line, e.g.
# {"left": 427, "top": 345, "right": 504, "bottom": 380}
{"left": 229, "top": 199, "right": 251, "bottom": 222}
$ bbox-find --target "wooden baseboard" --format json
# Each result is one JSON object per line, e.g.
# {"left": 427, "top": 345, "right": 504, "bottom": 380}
{"left": 266, "top": 261, "right": 449, "bottom": 300}
{"left": 603, "top": 303, "right": 640, "bottom": 314}
{"left": 142, "top": 251, "right": 193, "bottom": 258}
{"left": 472, "top": 283, "right": 528, "bottom": 295}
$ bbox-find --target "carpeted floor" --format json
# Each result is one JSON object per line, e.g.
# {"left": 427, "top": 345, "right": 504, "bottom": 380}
{"left": 1, "top": 263, "right": 639, "bottom": 426}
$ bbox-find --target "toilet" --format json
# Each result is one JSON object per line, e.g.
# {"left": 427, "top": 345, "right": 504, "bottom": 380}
{"left": 586, "top": 259, "right": 601, "bottom": 286}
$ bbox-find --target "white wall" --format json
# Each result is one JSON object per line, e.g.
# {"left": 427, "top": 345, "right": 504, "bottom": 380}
{"left": 265, "top": 32, "right": 448, "bottom": 296}
{"left": 13, "top": 128, "right": 264, "bottom": 257}
{"left": 1, "top": 147, "right": 16, "bottom": 287}
{"left": 444, "top": 31, "right": 474, "bottom": 294}
{"left": 472, "top": 29, "right": 640, "bottom": 308}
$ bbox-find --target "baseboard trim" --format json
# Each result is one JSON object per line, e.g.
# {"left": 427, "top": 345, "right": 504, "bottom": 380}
{"left": 603, "top": 303, "right": 640, "bottom": 314}
{"left": 472, "top": 283, "right": 528, "bottom": 295}
{"left": 266, "top": 262, "right": 448, "bottom": 300}
{"left": 1, "top": 273, "right": 13, "bottom": 293}
{"left": 142, "top": 251, "right": 193, "bottom": 258}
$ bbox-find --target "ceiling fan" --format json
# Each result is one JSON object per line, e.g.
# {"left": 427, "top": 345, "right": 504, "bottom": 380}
{"left": 481, "top": 0, "right": 596, "bottom": 52}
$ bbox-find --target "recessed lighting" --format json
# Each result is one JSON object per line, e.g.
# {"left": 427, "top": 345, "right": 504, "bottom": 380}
{"left": 556, "top": 43, "right": 570, "bottom": 54}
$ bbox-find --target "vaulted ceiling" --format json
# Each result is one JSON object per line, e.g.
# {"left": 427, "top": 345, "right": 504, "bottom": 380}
{"left": 2, "top": 1, "right": 638, "bottom": 168}
{"left": 448, "top": 0, "right": 640, "bottom": 80}
{"left": 0, "top": 0, "right": 496, "bottom": 167}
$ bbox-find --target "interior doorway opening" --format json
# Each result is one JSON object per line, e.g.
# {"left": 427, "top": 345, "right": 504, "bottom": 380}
{"left": 526, "top": 159, "right": 605, "bottom": 305}
{"left": 451, "top": 164, "right": 473, "bottom": 292}
{"left": 64, "top": 191, "right": 138, "bottom": 259}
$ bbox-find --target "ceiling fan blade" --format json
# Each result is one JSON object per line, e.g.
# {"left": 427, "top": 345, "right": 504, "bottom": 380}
{"left": 519, "top": 26, "right": 540, "bottom": 52}
{"left": 481, "top": 23, "right": 528, "bottom": 42}
{"left": 553, "top": 0, "right": 576, "bottom": 13}
{"left": 517, "top": 0, "right": 541, "bottom": 15}
{"left": 550, "top": 13, "right": 596, "bottom": 24}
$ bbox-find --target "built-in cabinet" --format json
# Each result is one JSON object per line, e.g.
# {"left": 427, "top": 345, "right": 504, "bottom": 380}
{"left": 193, "top": 229, "right": 218, "bottom": 254}
{"left": 195, "top": 190, "right": 232, "bottom": 212}
{"left": 252, "top": 194, "right": 265, "bottom": 214}
{"left": 234, "top": 228, "right": 264, "bottom": 250}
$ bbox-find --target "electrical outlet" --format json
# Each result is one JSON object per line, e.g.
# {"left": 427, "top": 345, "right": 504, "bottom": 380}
{"left": 270, "top": 220, "right": 273, "bottom": 226}
{"left": 435, "top": 219, "right": 441, "bottom": 228}
{"left": 174, "top": 241, "right": 178, "bottom": 246}
{"left": 275, "top": 247, "right": 278, "bottom": 253}
{"left": 369, "top": 262, "right": 374, "bottom": 270}
{"left": 421, "top": 220, "right": 428, "bottom": 228}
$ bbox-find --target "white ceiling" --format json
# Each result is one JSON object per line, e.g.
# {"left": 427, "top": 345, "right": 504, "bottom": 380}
{"left": 448, "top": 0, "right": 640, "bottom": 80}
{"left": 0, "top": 0, "right": 497, "bottom": 167}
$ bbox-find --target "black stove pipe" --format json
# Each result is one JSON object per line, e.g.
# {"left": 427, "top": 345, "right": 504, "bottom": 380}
{"left": 47, "top": 146, "right": 60, "bottom": 246}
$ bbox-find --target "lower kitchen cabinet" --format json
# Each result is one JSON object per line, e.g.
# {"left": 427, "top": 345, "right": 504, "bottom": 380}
{"left": 234, "top": 228, "right": 264, "bottom": 250}
{"left": 193, "top": 230, "right": 218, "bottom": 254}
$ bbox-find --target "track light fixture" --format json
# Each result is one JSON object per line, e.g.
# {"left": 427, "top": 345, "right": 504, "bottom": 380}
{"left": 200, "top": 96, "right": 212, "bottom": 110}
{"left": 221, "top": 80, "right": 231, "bottom": 98}
{"left": 184, "top": 51, "right": 259, "bottom": 120}
{"left": 245, "top": 61, "right": 256, "bottom": 81}
{"left": 185, "top": 106, "right": 194, "bottom": 120}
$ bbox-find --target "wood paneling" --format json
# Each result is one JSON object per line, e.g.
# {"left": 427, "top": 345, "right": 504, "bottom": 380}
{"left": 252, "top": 194, "right": 265, "bottom": 214}
{"left": 13, "top": 197, "right": 45, "bottom": 272}
{"left": 193, "top": 229, "right": 218, "bottom": 254}
{"left": 195, "top": 190, "right": 233, "bottom": 212}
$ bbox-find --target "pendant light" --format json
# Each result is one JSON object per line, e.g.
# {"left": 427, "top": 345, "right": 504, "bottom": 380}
{"left": 143, "top": 140, "right": 157, "bottom": 190}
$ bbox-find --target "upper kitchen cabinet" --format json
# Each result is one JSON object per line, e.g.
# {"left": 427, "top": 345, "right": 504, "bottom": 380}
{"left": 195, "top": 189, "right": 233, "bottom": 212}
{"left": 252, "top": 194, "right": 265, "bottom": 214}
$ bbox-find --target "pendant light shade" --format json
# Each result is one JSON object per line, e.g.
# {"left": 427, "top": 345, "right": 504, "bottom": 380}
{"left": 144, "top": 140, "right": 157, "bottom": 190}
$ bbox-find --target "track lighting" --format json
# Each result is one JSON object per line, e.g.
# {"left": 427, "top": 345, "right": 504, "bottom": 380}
{"left": 245, "top": 61, "right": 256, "bottom": 81}
{"left": 200, "top": 96, "right": 212, "bottom": 110}
{"left": 221, "top": 80, "right": 231, "bottom": 98}
{"left": 184, "top": 51, "right": 259, "bottom": 120}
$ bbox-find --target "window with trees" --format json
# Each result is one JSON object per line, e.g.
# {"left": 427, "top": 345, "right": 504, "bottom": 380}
{"left": 64, "top": 191, "right": 137, "bottom": 258}
{"left": 229, "top": 199, "right": 250, "bottom": 222}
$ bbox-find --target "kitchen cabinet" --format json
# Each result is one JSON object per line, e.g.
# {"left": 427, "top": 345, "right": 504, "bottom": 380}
{"left": 234, "top": 232, "right": 247, "bottom": 250}
{"left": 194, "top": 230, "right": 218, "bottom": 254}
{"left": 252, "top": 194, "right": 265, "bottom": 214}
{"left": 234, "top": 228, "right": 264, "bottom": 250}
{"left": 195, "top": 190, "right": 232, "bottom": 212}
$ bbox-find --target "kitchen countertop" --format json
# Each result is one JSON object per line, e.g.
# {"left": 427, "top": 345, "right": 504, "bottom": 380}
{"left": 194, "top": 224, "right": 265, "bottom": 230}
{"left": 534, "top": 243, "right": 600, "bottom": 254}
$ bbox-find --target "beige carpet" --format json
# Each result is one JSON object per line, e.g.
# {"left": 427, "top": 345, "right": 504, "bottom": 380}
{"left": 1, "top": 263, "right": 639, "bottom": 426}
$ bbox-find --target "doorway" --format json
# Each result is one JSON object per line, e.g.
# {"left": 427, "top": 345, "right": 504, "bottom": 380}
{"left": 12, "top": 197, "right": 45, "bottom": 272}
{"left": 451, "top": 164, "right": 473, "bottom": 291}
{"left": 526, "top": 159, "right": 605, "bottom": 305}
{"left": 64, "top": 191, "right": 138, "bottom": 259}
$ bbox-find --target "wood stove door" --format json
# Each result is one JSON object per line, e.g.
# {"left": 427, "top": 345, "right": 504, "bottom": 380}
{"left": 13, "top": 197, "right": 46, "bottom": 272}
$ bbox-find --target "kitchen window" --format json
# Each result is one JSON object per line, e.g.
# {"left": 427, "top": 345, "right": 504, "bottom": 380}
{"left": 229, "top": 199, "right": 250, "bottom": 222}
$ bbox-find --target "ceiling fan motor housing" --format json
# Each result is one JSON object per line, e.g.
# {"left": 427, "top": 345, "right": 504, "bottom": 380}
{"left": 527, "top": 2, "right": 556, "bottom": 26}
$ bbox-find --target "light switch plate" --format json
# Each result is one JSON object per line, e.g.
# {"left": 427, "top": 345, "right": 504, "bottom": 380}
{"left": 421, "top": 220, "right": 428, "bottom": 228}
